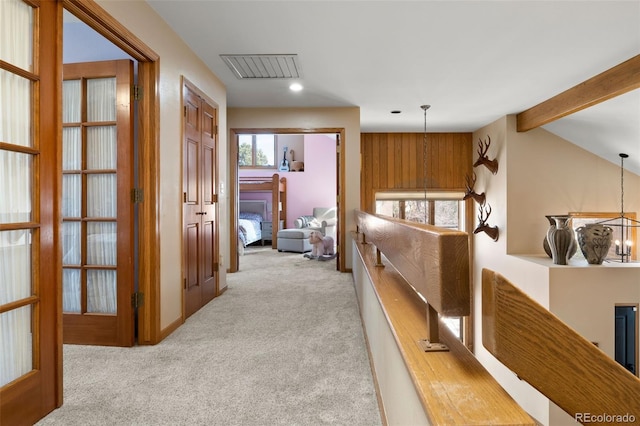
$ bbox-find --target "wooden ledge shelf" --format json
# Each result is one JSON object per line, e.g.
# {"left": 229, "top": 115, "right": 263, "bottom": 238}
{"left": 353, "top": 237, "right": 534, "bottom": 425}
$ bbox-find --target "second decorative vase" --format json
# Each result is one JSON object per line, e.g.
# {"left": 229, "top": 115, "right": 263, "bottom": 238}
{"left": 576, "top": 223, "right": 613, "bottom": 265}
{"left": 546, "top": 215, "right": 577, "bottom": 265}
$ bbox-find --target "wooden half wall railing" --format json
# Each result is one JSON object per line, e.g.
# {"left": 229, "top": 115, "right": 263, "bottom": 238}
{"left": 483, "top": 268, "right": 640, "bottom": 422}
{"left": 354, "top": 210, "right": 470, "bottom": 347}
{"left": 353, "top": 210, "right": 535, "bottom": 424}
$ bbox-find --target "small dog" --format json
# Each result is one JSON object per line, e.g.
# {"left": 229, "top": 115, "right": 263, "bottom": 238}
{"left": 304, "top": 230, "right": 337, "bottom": 261}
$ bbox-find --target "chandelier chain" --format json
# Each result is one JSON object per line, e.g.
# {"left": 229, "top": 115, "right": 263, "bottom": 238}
{"left": 421, "top": 105, "right": 430, "bottom": 224}
{"left": 620, "top": 154, "right": 625, "bottom": 216}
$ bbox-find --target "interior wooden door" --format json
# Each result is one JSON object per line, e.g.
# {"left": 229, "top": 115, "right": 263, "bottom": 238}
{"left": 183, "top": 80, "right": 218, "bottom": 319}
{"left": 61, "top": 59, "right": 135, "bottom": 346}
{"left": 0, "top": 1, "right": 61, "bottom": 424}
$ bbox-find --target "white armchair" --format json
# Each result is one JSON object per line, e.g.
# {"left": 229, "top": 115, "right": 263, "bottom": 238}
{"left": 294, "top": 207, "right": 337, "bottom": 239}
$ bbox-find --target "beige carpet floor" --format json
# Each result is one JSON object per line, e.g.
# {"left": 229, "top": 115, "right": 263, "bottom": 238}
{"left": 36, "top": 246, "right": 382, "bottom": 426}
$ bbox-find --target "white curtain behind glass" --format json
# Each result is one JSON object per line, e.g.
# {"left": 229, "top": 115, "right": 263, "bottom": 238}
{"left": 0, "top": 0, "right": 34, "bottom": 387}
{"left": 62, "top": 76, "right": 118, "bottom": 314}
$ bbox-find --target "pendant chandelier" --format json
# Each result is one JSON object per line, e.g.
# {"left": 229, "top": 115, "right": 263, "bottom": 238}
{"left": 598, "top": 153, "right": 639, "bottom": 262}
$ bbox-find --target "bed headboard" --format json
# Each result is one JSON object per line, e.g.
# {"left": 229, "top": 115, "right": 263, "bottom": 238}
{"left": 239, "top": 200, "right": 267, "bottom": 220}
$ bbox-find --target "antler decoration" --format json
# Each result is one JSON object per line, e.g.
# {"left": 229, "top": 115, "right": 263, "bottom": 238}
{"left": 463, "top": 172, "right": 486, "bottom": 205}
{"left": 473, "top": 135, "right": 499, "bottom": 174}
{"left": 474, "top": 201, "right": 499, "bottom": 241}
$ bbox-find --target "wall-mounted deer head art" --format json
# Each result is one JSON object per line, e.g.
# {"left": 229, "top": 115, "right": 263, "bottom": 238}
{"left": 463, "top": 172, "right": 486, "bottom": 205}
{"left": 473, "top": 135, "right": 499, "bottom": 174}
{"left": 474, "top": 201, "right": 499, "bottom": 242}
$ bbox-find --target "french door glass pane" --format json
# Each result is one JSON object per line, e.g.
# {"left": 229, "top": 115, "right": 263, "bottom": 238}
{"left": 0, "top": 0, "right": 33, "bottom": 71}
{"left": 62, "top": 222, "right": 81, "bottom": 265}
{"left": 0, "top": 230, "right": 32, "bottom": 304}
{"left": 0, "top": 305, "right": 33, "bottom": 387}
{"left": 62, "top": 269, "right": 81, "bottom": 313}
{"left": 62, "top": 80, "right": 81, "bottom": 123}
{"left": 87, "top": 77, "right": 116, "bottom": 122}
{"left": 62, "top": 174, "right": 81, "bottom": 217}
{"left": 87, "top": 222, "right": 116, "bottom": 266}
{"left": 87, "top": 126, "right": 117, "bottom": 169}
{"left": 0, "top": 151, "right": 32, "bottom": 223}
{"left": 87, "top": 175, "right": 117, "bottom": 217}
{"left": 0, "top": 70, "right": 32, "bottom": 147}
{"left": 87, "top": 270, "right": 116, "bottom": 314}
{"left": 63, "top": 127, "right": 81, "bottom": 170}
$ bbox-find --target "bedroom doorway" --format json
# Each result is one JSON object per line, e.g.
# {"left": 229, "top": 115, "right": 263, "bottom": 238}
{"left": 230, "top": 129, "right": 345, "bottom": 274}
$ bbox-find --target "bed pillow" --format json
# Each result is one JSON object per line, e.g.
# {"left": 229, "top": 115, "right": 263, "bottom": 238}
{"left": 239, "top": 212, "right": 263, "bottom": 222}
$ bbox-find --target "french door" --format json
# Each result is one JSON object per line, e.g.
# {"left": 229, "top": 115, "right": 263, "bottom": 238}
{"left": 61, "top": 59, "right": 135, "bottom": 346}
{"left": 0, "top": 0, "right": 61, "bottom": 424}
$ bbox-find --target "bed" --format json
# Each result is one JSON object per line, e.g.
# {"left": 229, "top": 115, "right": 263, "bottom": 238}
{"left": 238, "top": 200, "right": 266, "bottom": 249}
{"left": 238, "top": 174, "right": 287, "bottom": 250}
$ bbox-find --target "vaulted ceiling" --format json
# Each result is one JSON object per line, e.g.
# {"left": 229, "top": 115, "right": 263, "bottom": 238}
{"left": 146, "top": 0, "right": 640, "bottom": 174}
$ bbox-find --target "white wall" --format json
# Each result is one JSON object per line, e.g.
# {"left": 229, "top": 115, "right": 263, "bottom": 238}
{"left": 352, "top": 241, "right": 431, "bottom": 426}
{"left": 96, "top": 0, "right": 228, "bottom": 331}
{"left": 472, "top": 115, "right": 640, "bottom": 425}
{"left": 228, "top": 107, "right": 360, "bottom": 269}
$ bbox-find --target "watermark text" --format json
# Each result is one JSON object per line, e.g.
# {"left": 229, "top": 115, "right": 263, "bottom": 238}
{"left": 575, "top": 412, "right": 636, "bottom": 423}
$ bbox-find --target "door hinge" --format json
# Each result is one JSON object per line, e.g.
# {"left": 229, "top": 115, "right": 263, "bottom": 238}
{"left": 214, "top": 262, "right": 219, "bottom": 273}
{"left": 131, "top": 188, "right": 144, "bottom": 203}
{"left": 183, "top": 278, "right": 187, "bottom": 289}
{"left": 133, "top": 85, "right": 141, "bottom": 101}
{"left": 212, "top": 193, "right": 218, "bottom": 203}
{"left": 214, "top": 125, "right": 218, "bottom": 134}
{"left": 183, "top": 192, "right": 187, "bottom": 203}
{"left": 131, "top": 292, "right": 144, "bottom": 308}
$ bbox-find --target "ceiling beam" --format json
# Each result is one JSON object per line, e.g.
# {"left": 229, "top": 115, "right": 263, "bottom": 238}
{"left": 516, "top": 54, "right": 640, "bottom": 132}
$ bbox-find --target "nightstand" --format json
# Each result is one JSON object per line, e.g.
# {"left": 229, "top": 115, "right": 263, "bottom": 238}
{"left": 261, "top": 221, "right": 273, "bottom": 245}
{"left": 261, "top": 220, "right": 284, "bottom": 245}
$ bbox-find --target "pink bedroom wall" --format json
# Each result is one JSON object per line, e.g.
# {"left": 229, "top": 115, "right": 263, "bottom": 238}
{"left": 239, "top": 134, "right": 337, "bottom": 228}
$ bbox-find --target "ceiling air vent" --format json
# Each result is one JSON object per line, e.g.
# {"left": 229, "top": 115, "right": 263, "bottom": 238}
{"left": 220, "top": 54, "right": 302, "bottom": 79}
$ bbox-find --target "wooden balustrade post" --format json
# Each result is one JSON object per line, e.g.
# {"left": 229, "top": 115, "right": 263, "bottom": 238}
{"left": 418, "top": 304, "right": 449, "bottom": 352}
{"left": 375, "top": 248, "right": 384, "bottom": 267}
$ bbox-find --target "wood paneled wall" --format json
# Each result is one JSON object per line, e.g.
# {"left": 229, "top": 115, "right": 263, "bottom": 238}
{"left": 360, "top": 133, "right": 473, "bottom": 212}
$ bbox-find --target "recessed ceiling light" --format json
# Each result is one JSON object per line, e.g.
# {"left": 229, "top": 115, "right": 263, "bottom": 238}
{"left": 391, "top": 110, "right": 402, "bottom": 114}
{"left": 289, "top": 83, "right": 303, "bottom": 92}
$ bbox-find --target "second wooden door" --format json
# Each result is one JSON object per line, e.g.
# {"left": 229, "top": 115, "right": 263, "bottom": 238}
{"left": 183, "top": 80, "right": 218, "bottom": 319}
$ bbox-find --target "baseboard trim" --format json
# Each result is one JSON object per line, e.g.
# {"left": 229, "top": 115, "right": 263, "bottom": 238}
{"left": 160, "top": 316, "right": 183, "bottom": 341}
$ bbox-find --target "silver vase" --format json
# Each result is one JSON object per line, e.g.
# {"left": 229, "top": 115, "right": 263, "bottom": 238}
{"left": 547, "top": 215, "right": 577, "bottom": 265}
{"left": 544, "top": 215, "right": 577, "bottom": 259}
{"left": 576, "top": 223, "right": 613, "bottom": 265}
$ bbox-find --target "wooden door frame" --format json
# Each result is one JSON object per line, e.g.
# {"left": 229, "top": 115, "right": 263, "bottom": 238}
{"left": 229, "top": 128, "right": 346, "bottom": 273}
{"left": 62, "top": 0, "right": 161, "bottom": 345}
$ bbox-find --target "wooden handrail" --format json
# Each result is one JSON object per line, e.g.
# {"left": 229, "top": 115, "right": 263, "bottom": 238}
{"left": 354, "top": 236, "right": 535, "bottom": 425}
{"left": 354, "top": 210, "right": 470, "bottom": 317}
{"left": 482, "top": 268, "right": 640, "bottom": 420}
